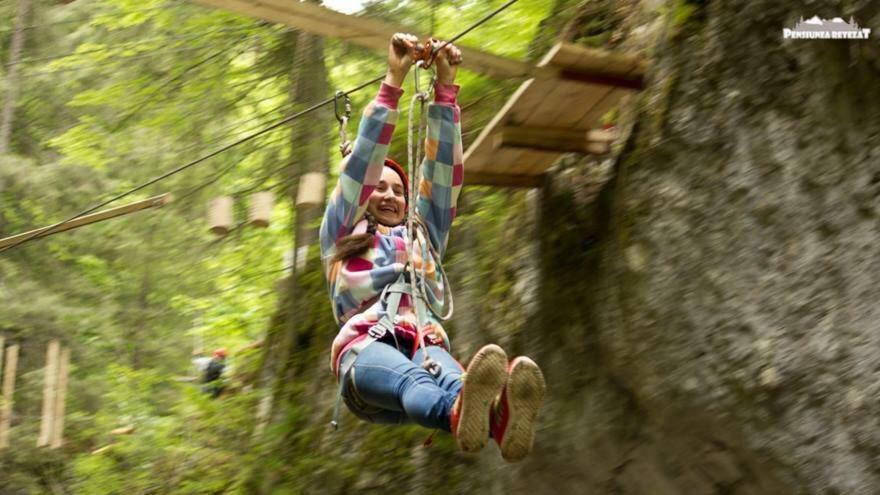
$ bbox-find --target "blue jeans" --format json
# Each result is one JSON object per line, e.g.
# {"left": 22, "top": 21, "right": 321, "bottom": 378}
{"left": 341, "top": 342, "right": 463, "bottom": 431}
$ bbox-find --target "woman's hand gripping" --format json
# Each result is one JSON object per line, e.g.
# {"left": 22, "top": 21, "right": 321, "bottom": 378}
{"left": 384, "top": 32, "right": 419, "bottom": 88}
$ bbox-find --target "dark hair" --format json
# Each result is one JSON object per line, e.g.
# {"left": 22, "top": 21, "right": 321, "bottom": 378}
{"left": 331, "top": 212, "right": 378, "bottom": 263}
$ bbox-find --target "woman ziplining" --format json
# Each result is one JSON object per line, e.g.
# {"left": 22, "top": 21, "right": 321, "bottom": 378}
{"left": 319, "top": 33, "right": 546, "bottom": 462}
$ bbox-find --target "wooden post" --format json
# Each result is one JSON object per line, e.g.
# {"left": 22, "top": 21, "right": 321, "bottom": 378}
{"left": 0, "top": 0, "right": 30, "bottom": 153}
{"left": 492, "top": 126, "right": 616, "bottom": 155}
{"left": 37, "top": 340, "right": 60, "bottom": 447}
{"left": 190, "top": 0, "right": 531, "bottom": 80}
{"left": 0, "top": 194, "right": 171, "bottom": 250}
{"left": 295, "top": 172, "right": 326, "bottom": 208}
{"left": 50, "top": 348, "right": 70, "bottom": 449}
{"left": 248, "top": 191, "right": 274, "bottom": 228}
{"left": 208, "top": 196, "right": 234, "bottom": 235}
{"left": 0, "top": 345, "right": 19, "bottom": 449}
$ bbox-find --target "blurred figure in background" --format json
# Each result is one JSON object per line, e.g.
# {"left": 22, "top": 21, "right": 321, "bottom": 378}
{"left": 191, "top": 349, "right": 212, "bottom": 373}
{"left": 200, "top": 348, "right": 227, "bottom": 398}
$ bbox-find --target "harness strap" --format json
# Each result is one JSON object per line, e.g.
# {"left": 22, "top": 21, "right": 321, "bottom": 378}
{"left": 330, "top": 277, "right": 411, "bottom": 429}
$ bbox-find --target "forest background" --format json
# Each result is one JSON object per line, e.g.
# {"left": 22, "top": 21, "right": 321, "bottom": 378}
{"left": 0, "top": 0, "right": 562, "bottom": 492}
{"left": 2, "top": 0, "right": 879, "bottom": 494}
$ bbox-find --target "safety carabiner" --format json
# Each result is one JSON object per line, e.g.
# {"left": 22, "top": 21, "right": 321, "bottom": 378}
{"left": 334, "top": 90, "right": 353, "bottom": 157}
{"left": 334, "top": 90, "right": 351, "bottom": 124}
{"left": 413, "top": 60, "right": 435, "bottom": 100}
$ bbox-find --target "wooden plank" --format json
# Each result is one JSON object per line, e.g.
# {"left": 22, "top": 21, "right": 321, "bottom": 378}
{"left": 588, "top": 129, "right": 620, "bottom": 142}
{"left": 91, "top": 444, "right": 115, "bottom": 455}
{"left": 50, "top": 348, "right": 70, "bottom": 449}
{"left": 556, "top": 69, "right": 644, "bottom": 90}
{"left": 528, "top": 42, "right": 643, "bottom": 132}
{"left": 505, "top": 45, "right": 572, "bottom": 128}
{"left": 460, "top": 41, "right": 646, "bottom": 184}
{"left": 464, "top": 47, "right": 640, "bottom": 175}
{"left": 530, "top": 43, "right": 646, "bottom": 88}
{"left": 0, "top": 193, "right": 171, "bottom": 249}
{"left": 574, "top": 77, "right": 639, "bottom": 130}
{"left": 491, "top": 127, "right": 619, "bottom": 176}
{"left": 506, "top": 79, "right": 556, "bottom": 127}
{"left": 463, "top": 78, "right": 536, "bottom": 173}
{"left": 520, "top": 150, "right": 560, "bottom": 176}
{"left": 493, "top": 126, "right": 611, "bottom": 155}
{"left": 563, "top": 47, "right": 643, "bottom": 130}
{"left": 548, "top": 43, "right": 643, "bottom": 76}
{"left": 533, "top": 43, "right": 633, "bottom": 129}
{"left": 523, "top": 80, "right": 593, "bottom": 127}
{"left": 111, "top": 425, "right": 135, "bottom": 436}
{"left": 0, "top": 344, "right": 19, "bottom": 449}
{"left": 191, "top": 0, "right": 530, "bottom": 79}
{"left": 466, "top": 171, "right": 543, "bottom": 188}
{"left": 37, "top": 340, "right": 59, "bottom": 447}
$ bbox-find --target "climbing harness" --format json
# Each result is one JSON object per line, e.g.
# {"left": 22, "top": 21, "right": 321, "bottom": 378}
{"left": 330, "top": 50, "right": 456, "bottom": 430}
{"left": 334, "top": 90, "right": 353, "bottom": 157}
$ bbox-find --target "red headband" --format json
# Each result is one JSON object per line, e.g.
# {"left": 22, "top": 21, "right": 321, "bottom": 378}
{"left": 383, "top": 158, "right": 409, "bottom": 205}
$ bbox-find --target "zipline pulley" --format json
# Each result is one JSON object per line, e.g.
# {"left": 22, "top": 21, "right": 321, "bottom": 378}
{"left": 334, "top": 90, "right": 353, "bottom": 157}
{"left": 414, "top": 39, "right": 436, "bottom": 67}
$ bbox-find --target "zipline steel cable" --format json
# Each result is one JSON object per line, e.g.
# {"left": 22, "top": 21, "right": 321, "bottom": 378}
{"left": 0, "top": 0, "right": 523, "bottom": 255}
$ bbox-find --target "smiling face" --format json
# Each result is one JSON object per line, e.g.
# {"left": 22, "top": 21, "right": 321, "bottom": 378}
{"left": 367, "top": 166, "right": 407, "bottom": 226}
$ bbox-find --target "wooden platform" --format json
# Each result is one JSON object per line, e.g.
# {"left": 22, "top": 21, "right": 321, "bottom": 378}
{"left": 192, "top": 0, "right": 647, "bottom": 188}
{"left": 464, "top": 43, "right": 647, "bottom": 187}
{"left": 192, "top": 0, "right": 530, "bottom": 79}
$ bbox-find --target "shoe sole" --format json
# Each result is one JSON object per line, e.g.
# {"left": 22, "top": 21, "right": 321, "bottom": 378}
{"left": 500, "top": 357, "right": 546, "bottom": 462}
{"left": 456, "top": 344, "right": 508, "bottom": 453}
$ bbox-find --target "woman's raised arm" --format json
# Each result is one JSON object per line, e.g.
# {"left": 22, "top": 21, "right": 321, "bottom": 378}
{"left": 319, "top": 34, "right": 418, "bottom": 259}
{"left": 415, "top": 42, "right": 463, "bottom": 258}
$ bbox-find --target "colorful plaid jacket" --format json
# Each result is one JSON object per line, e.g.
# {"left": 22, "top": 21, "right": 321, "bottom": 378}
{"left": 319, "top": 82, "right": 463, "bottom": 375}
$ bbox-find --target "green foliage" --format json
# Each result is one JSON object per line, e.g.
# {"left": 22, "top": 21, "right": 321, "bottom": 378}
{"left": 69, "top": 366, "right": 260, "bottom": 494}
{"left": 0, "top": 0, "right": 574, "bottom": 492}
{"left": 663, "top": 0, "right": 709, "bottom": 38}
{"left": 671, "top": 0, "right": 698, "bottom": 28}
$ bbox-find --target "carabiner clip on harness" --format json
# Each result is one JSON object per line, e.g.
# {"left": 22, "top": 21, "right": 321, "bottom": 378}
{"left": 335, "top": 90, "right": 353, "bottom": 157}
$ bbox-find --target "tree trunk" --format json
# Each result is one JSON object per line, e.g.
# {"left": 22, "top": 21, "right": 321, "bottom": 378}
{"left": 0, "top": 0, "right": 30, "bottom": 154}
{"left": 249, "top": 26, "right": 331, "bottom": 494}
{"left": 275, "top": 26, "right": 331, "bottom": 421}
{"left": 287, "top": 32, "right": 330, "bottom": 251}
{"left": 265, "top": 26, "right": 330, "bottom": 413}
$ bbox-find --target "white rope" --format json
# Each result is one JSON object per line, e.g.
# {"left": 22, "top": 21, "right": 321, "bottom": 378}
{"left": 404, "top": 62, "right": 455, "bottom": 369}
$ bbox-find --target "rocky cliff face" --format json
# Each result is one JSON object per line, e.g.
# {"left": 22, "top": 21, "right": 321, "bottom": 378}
{"left": 512, "top": 0, "right": 880, "bottom": 493}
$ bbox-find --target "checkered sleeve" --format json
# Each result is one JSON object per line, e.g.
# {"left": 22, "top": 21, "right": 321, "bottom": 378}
{"left": 320, "top": 83, "right": 402, "bottom": 260}
{"left": 416, "top": 83, "right": 462, "bottom": 259}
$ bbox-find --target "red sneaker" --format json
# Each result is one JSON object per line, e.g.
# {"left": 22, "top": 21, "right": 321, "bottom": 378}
{"left": 450, "top": 344, "right": 508, "bottom": 453}
{"left": 490, "top": 357, "right": 546, "bottom": 462}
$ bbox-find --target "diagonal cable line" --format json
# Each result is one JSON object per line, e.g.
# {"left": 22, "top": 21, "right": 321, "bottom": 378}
{"left": 0, "top": 0, "right": 523, "bottom": 255}
{"left": 0, "top": 75, "right": 383, "bottom": 255}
